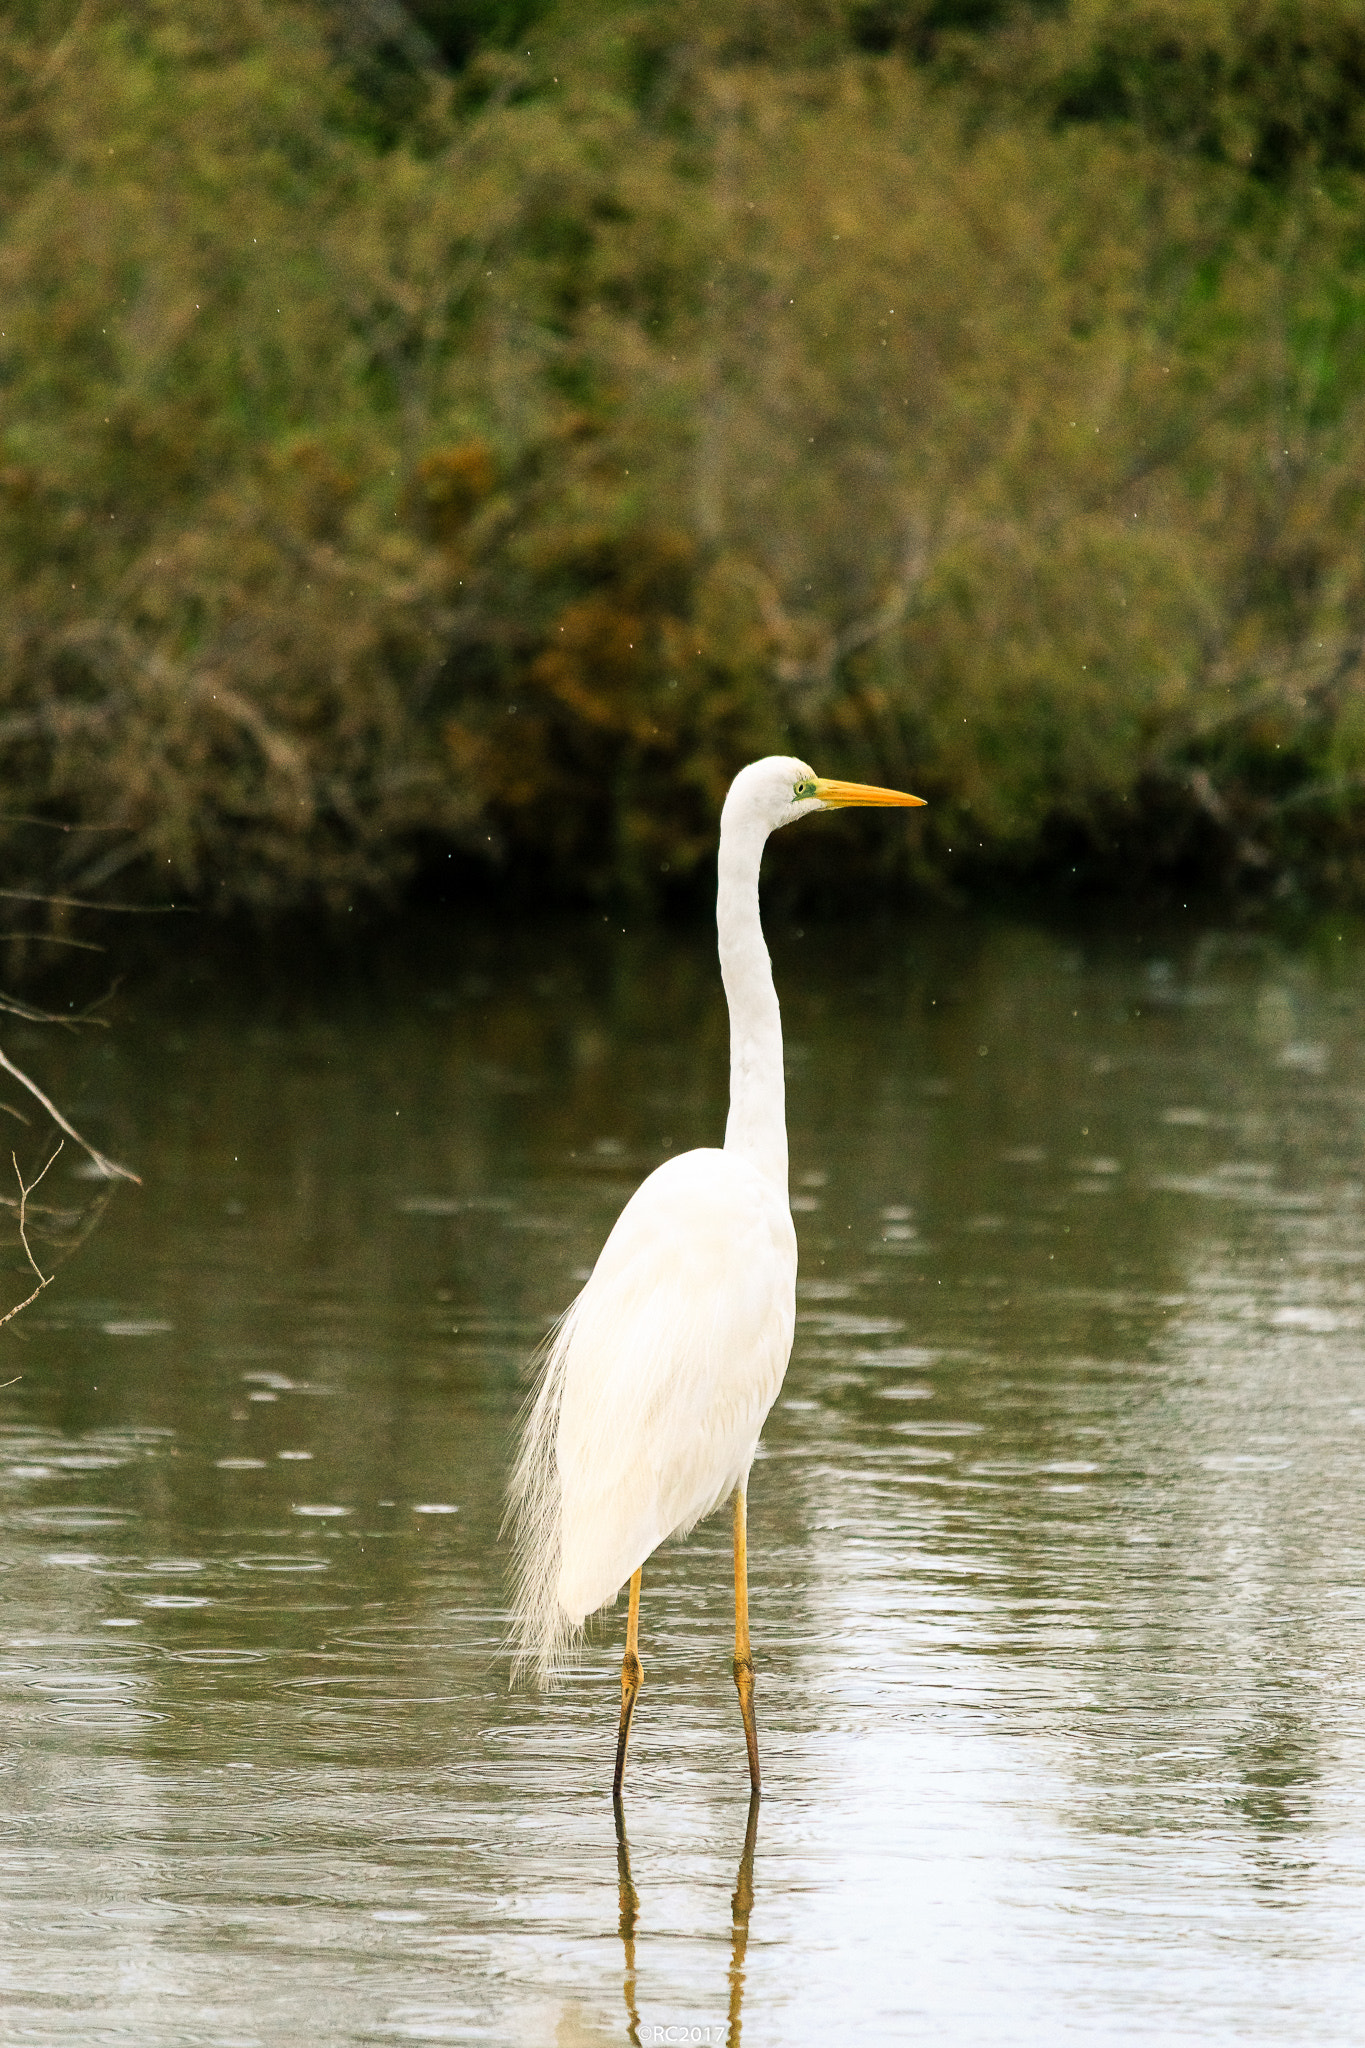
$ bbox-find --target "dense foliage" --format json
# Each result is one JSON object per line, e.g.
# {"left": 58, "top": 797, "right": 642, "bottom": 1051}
{"left": 3, "top": 0, "right": 1365, "bottom": 917}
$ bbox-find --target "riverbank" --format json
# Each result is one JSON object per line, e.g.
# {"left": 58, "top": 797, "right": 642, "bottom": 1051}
{"left": 3, "top": 0, "right": 1365, "bottom": 922}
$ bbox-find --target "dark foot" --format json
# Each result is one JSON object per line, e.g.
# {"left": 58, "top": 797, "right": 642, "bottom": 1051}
{"left": 613, "top": 1648, "right": 644, "bottom": 1795}
{"left": 733, "top": 1653, "right": 760, "bottom": 1793}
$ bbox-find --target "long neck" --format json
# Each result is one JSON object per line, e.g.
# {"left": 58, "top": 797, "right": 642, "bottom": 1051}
{"left": 718, "top": 812, "right": 787, "bottom": 1193}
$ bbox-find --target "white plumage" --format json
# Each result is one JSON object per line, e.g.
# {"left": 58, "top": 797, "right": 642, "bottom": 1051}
{"left": 510, "top": 1148, "right": 796, "bottom": 1678}
{"left": 505, "top": 755, "right": 924, "bottom": 1786}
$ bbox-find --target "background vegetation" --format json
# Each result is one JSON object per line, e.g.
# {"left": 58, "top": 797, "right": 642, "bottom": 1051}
{"left": 3, "top": 0, "right": 1365, "bottom": 922}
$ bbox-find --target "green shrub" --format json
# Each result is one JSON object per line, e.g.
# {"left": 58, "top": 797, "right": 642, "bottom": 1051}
{"left": 1, "top": 0, "right": 1364, "bottom": 918}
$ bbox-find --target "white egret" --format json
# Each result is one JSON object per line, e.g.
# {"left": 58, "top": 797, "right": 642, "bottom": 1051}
{"left": 507, "top": 755, "right": 925, "bottom": 1793}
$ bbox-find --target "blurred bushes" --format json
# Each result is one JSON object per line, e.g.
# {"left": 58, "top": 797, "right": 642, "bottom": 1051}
{"left": 1024, "top": 1, "right": 1365, "bottom": 181}
{"left": 2, "top": 0, "right": 1365, "bottom": 919}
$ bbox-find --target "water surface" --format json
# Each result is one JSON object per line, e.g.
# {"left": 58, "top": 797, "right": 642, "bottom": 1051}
{"left": 2, "top": 907, "right": 1364, "bottom": 2044}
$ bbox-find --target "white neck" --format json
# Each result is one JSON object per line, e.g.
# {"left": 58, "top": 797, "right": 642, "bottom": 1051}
{"left": 718, "top": 808, "right": 787, "bottom": 1193}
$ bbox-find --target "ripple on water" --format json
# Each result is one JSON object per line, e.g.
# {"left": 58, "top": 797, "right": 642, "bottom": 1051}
{"left": 234, "top": 1556, "right": 331, "bottom": 1573}
{"left": 13, "top": 1508, "right": 129, "bottom": 1531}
{"left": 167, "top": 1649, "right": 267, "bottom": 1665}
{"left": 798, "top": 1313, "right": 906, "bottom": 1337}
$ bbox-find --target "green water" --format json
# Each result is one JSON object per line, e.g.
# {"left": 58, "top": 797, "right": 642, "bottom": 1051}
{"left": 2, "top": 906, "right": 1364, "bottom": 2045}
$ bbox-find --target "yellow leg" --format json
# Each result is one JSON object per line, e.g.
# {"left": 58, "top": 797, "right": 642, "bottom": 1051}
{"left": 613, "top": 1566, "right": 644, "bottom": 1796}
{"left": 733, "top": 1484, "right": 761, "bottom": 1794}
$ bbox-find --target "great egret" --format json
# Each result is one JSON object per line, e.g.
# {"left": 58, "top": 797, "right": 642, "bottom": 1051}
{"left": 507, "top": 755, "right": 925, "bottom": 1793}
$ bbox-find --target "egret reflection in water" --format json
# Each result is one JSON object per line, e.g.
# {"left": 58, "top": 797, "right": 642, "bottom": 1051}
{"left": 613, "top": 1792, "right": 761, "bottom": 2046}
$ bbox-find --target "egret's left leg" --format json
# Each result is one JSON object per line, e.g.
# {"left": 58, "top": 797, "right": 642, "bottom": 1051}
{"left": 613, "top": 1567, "right": 644, "bottom": 1795}
{"left": 732, "top": 1483, "right": 761, "bottom": 1793}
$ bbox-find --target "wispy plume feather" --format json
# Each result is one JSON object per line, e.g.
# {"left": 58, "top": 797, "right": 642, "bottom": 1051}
{"left": 503, "top": 1301, "right": 582, "bottom": 1687}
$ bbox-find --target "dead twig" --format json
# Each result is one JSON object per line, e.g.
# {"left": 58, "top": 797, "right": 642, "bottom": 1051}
{"left": 0, "top": 888, "right": 178, "bottom": 915}
{"left": 0, "top": 1144, "right": 62, "bottom": 1330}
{"left": 0, "top": 991, "right": 108, "bottom": 1030}
{"left": 0, "top": 816, "right": 124, "bottom": 832}
{"left": 35, "top": 0, "right": 96, "bottom": 86}
{"left": 766, "top": 519, "right": 932, "bottom": 701}
{"left": 0, "top": 1046, "right": 139, "bottom": 1184}
{"left": 0, "top": 931, "right": 106, "bottom": 953}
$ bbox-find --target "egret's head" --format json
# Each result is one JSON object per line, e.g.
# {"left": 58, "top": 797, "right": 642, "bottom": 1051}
{"left": 723, "top": 755, "right": 926, "bottom": 838}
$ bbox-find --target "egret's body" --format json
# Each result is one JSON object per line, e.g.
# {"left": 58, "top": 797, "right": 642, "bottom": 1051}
{"left": 507, "top": 756, "right": 923, "bottom": 1791}
{"left": 554, "top": 1146, "right": 796, "bottom": 1622}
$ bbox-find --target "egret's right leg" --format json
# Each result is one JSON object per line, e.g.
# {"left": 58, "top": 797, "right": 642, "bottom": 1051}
{"left": 732, "top": 1484, "right": 761, "bottom": 1793}
{"left": 613, "top": 1567, "right": 644, "bottom": 1795}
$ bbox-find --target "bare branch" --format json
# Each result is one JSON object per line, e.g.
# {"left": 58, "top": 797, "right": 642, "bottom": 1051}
{"left": 0, "top": 1047, "right": 139, "bottom": 1184}
{"left": 36, "top": 0, "right": 96, "bottom": 85}
{"left": 0, "top": 931, "right": 106, "bottom": 953}
{"left": 768, "top": 520, "right": 932, "bottom": 698}
{"left": 0, "top": 889, "right": 178, "bottom": 915}
{"left": 0, "top": 981, "right": 123, "bottom": 1034}
{"left": 0, "top": 993, "right": 90, "bottom": 1030}
{"left": 0, "top": 1144, "right": 62, "bottom": 1331}
{"left": 0, "top": 816, "right": 124, "bottom": 832}
{"left": 16, "top": 1144, "right": 58, "bottom": 1278}
{"left": 1, "top": 1278, "right": 48, "bottom": 1331}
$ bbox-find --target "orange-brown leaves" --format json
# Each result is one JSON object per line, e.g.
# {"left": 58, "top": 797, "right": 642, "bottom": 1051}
{"left": 411, "top": 443, "right": 497, "bottom": 546}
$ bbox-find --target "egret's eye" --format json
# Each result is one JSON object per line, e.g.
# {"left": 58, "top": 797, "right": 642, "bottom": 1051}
{"left": 793, "top": 778, "right": 817, "bottom": 800}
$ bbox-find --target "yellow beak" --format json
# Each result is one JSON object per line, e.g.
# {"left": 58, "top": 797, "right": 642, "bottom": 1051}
{"left": 813, "top": 777, "right": 926, "bottom": 810}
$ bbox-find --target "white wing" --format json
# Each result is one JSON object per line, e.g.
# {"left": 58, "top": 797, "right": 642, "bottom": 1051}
{"left": 507, "top": 1147, "right": 796, "bottom": 1680}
